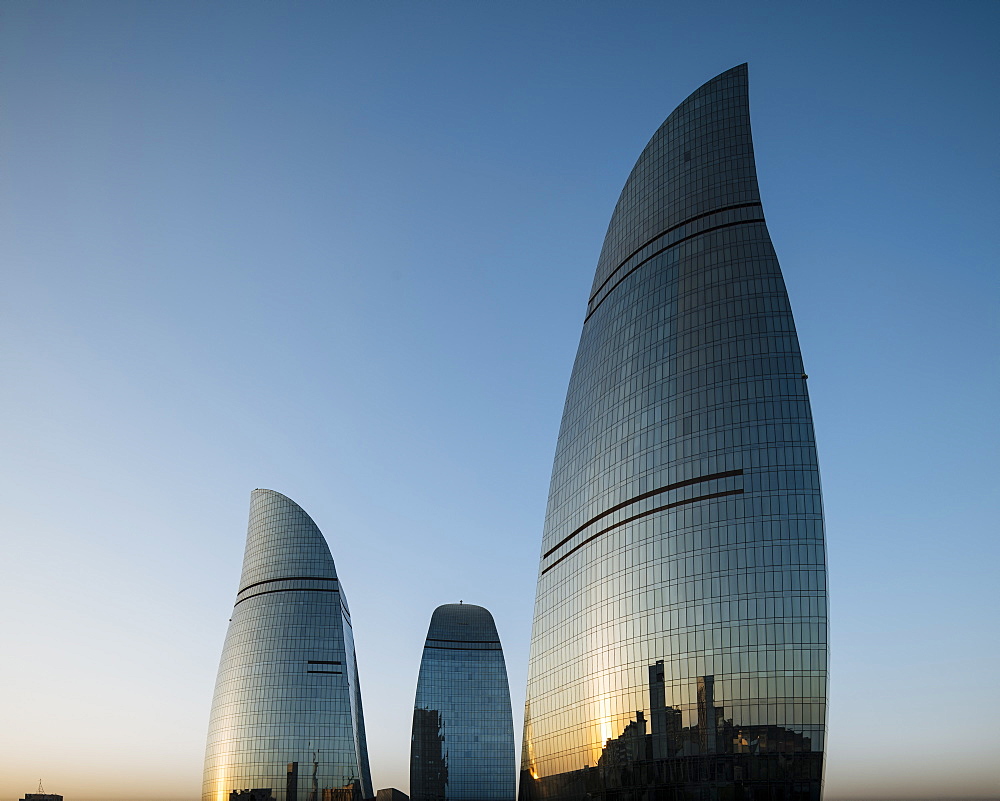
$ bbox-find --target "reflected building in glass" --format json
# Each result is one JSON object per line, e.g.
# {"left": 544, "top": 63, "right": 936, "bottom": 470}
{"left": 204, "top": 489, "right": 374, "bottom": 801}
{"left": 521, "top": 65, "right": 828, "bottom": 801}
{"left": 411, "top": 603, "right": 516, "bottom": 801}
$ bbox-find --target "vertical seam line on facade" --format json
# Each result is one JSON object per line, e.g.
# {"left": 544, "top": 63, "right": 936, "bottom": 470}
{"left": 543, "top": 469, "right": 743, "bottom": 558}
{"left": 589, "top": 202, "right": 763, "bottom": 302}
{"left": 540, "top": 489, "right": 745, "bottom": 576}
{"left": 585, "top": 218, "right": 766, "bottom": 323}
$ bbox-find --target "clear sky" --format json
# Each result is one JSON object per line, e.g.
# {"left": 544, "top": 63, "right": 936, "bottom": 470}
{"left": 1, "top": 2, "right": 997, "bottom": 800}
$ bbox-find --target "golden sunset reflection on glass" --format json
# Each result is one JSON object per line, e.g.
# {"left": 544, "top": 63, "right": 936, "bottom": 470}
{"left": 520, "top": 66, "right": 828, "bottom": 800}
{"left": 1, "top": 5, "right": 997, "bottom": 801}
{"left": 203, "top": 491, "right": 372, "bottom": 801}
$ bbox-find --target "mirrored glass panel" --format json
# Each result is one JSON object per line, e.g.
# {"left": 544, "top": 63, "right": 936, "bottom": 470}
{"left": 411, "top": 603, "right": 516, "bottom": 801}
{"left": 204, "top": 490, "right": 374, "bottom": 801}
{"left": 521, "top": 65, "right": 828, "bottom": 801}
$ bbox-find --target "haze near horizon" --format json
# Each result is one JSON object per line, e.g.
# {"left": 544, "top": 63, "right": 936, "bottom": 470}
{"left": 1, "top": 3, "right": 997, "bottom": 801}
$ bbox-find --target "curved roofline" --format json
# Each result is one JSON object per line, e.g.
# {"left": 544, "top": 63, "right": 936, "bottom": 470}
{"left": 433, "top": 601, "right": 490, "bottom": 613}
{"left": 591, "top": 62, "right": 758, "bottom": 298}
{"left": 250, "top": 487, "right": 322, "bottom": 525}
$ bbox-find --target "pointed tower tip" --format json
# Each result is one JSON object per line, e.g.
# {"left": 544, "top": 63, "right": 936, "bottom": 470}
{"left": 249, "top": 489, "right": 322, "bottom": 525}
{"left": 689, "top": 63, "right": 748, "bottom": 97}
{"left": 591, "top": 62, "right": 758, "bottom": 295}
{"left": 705, "top": 62, "right": 748, "bottom": 87}
{"left": 240, "top": 488, "right": 338, "bottom": 587}
{"left": 252, "top": 487, "right": 296, "bottom": 503}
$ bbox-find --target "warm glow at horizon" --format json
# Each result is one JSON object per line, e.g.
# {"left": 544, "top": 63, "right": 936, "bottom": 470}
{"left": 0, "top": 6, "right": 995, "bottom": 801}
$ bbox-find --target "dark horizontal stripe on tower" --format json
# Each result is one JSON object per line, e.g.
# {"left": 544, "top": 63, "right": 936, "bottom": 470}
{"left": 590, "top": 202, "right": 763, "bottom": 303}
{"left": 541, "top": 489, "right": 745, "bottom": 577}
{"left": 586, "top": 216, "right": 766, "bottom": 322}
{"left": 423, "top": 644, "right": 503, "bottom": 651}
{"left": 233, "top": 587, "right": 340, "bottom": 607}
{"left": 237, "top": 576, "right": 338, "bottom": 594}
{"left": 307, "top": 660, "right": 342, "bottom": 665}
{"left": 544, "top": 469, "right": 743, "bottom": 559}
{"left": 426, "top": 638, "right": 501, "bottom": 645}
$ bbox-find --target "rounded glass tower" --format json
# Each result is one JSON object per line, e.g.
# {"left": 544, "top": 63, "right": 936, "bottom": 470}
{"left": 411, "top": 603, "right": 515, "bottom": 801}
{"left": 520, "top": 65, "right": 828, "bottom": 801}
{"left": 203, "top": 490, "right": 373, "bottom": 801}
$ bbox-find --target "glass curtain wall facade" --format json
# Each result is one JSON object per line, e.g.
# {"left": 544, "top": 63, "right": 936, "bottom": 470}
{"left": 410, "top": 604, "right": 516, "bottom": 801}
{"left": 204, "top": 489, "right": 374, "bottom": 801}
{"left": 520, "top": 65, "right": 828, "bottom": 801}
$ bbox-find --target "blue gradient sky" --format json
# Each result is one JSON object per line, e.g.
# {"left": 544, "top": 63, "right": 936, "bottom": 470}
{"left": 1, "top": 2, "right": 997, "bottom": 800}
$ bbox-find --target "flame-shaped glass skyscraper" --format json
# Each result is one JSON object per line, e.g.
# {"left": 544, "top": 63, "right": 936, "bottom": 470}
{"left": 204, "top": 489, "right": 374, "bottom": 801}
{"left": 521, "top": 65, "right": 828, "bottom": 801}
{"left": 410, "top": 603, "right": 515, "bottom": 801}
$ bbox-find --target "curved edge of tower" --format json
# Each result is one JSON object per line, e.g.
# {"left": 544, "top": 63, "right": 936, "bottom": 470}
{"left": 203, "top": 489, "right": 374, "bottom": 801}
{"left": 521, "top": 64, "right": 828, "bottom": 801}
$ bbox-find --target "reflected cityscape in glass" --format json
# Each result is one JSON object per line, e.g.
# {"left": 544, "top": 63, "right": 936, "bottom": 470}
{"left": 520, "top": 64, "right": 828, "bottom": 801}
{"left": 200, "top": 64, "right": 828, "bottom": 801}
{"left": 410, "top": 604, "right": 515, "bottom": 801}
{"left": 203, "top": 489, "right": 374, "bottom": 801}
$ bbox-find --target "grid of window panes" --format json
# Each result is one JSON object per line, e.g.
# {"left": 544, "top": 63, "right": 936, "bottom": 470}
{"left": 521, "top": 65, "right": 828, "bottom": 801}
{"left": 411, "top": 604, "right": 516, "bottom": 801}
{"left": 203, "top": 490, "right": 373, "bottom": 801}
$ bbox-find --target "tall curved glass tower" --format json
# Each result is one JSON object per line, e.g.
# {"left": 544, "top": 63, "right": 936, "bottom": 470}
{"left": 410, "top": 603, "right": 516, "bottom": 801}
{"left": 204, "top": 489, "right": 374, "bottom": 801}
{"left": 521, "top": 65, "right": 828, "bottom": 801}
